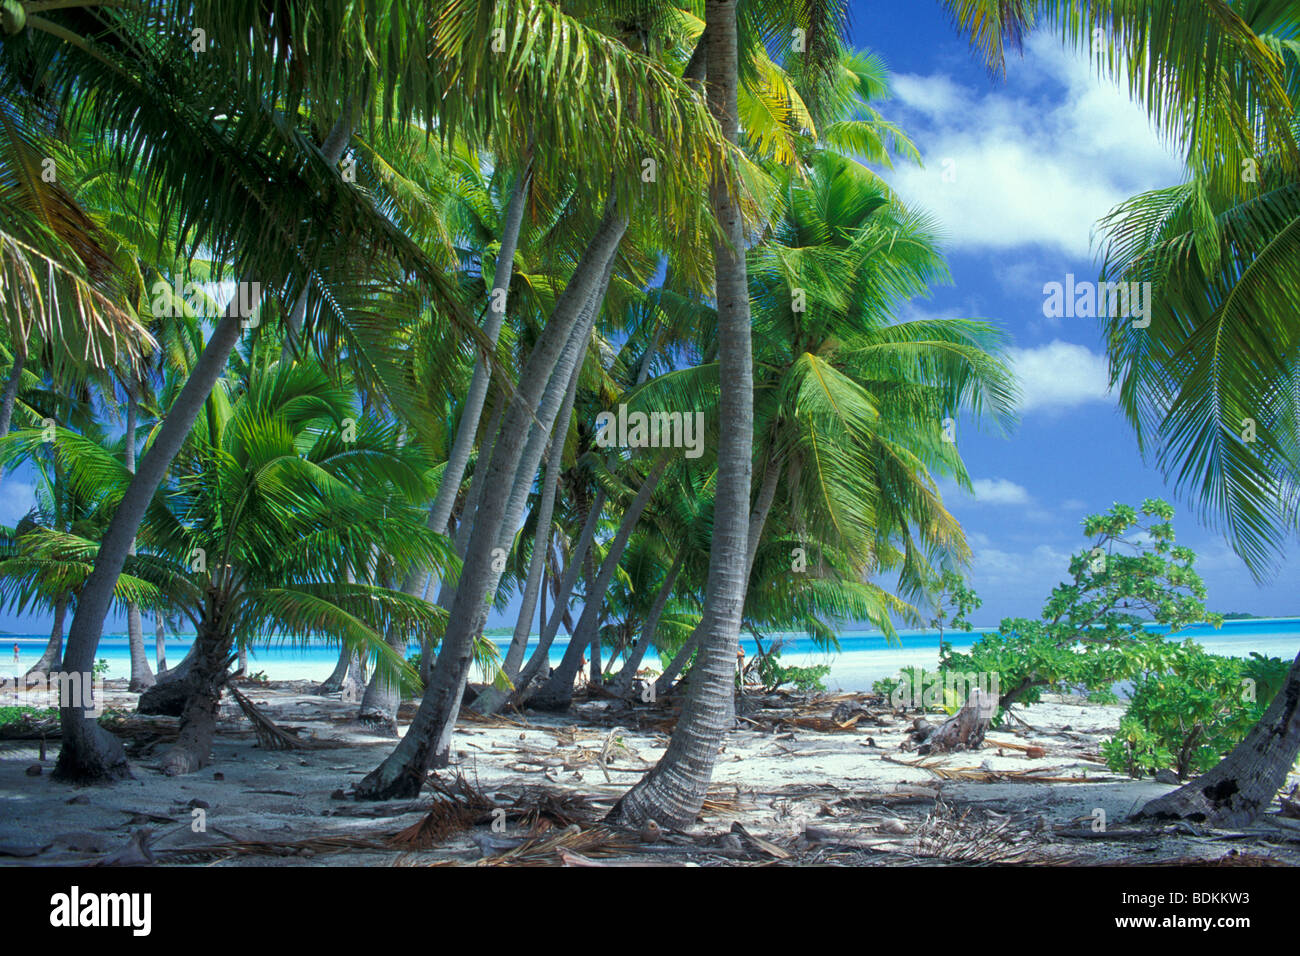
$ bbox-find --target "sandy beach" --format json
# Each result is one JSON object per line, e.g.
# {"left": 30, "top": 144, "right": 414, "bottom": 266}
{"left": 3, "top": 680, "right": 1298, "bottom": 866}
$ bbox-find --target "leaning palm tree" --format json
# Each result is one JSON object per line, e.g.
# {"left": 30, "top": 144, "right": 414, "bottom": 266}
{"left": 1092, "top": 9, "right": 1300, "bottom": 827}
{"left": 5, "top": 3, "right": 481, "bottom": 781}
{"left": 353, "top": 0, "right": 723, "bottom": 799}
{"left": 12, "top": 360, "right": 455, "bottom": 776}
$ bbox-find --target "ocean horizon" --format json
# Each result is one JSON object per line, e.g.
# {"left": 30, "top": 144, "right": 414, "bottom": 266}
{"left": 5, "top": 616, "right": 1298, "bottom": 694}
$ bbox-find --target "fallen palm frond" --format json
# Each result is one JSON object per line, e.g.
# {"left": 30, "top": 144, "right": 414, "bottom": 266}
{"left": 157, "top": 834, "right": 391, "bottom": 862}
{"left": 387, "top": 774, "right": 497, "bottom": 849}
{"left": 925, "top": 766, "right": 1094, "bottom": 784}
{"left": 227, "top": 684, "right": 336, "bottom": 750}
{"left": 457, "top": 708, "right": 531, "bottom": 729}
{"left": 882, "top": 754, "right": 1095, "bottom": 783}
{"left": 912, "top": 802, "right": 1053, "bottom": 865}
{"left": 431, "top": 824, "right": 640, "bottom": 867}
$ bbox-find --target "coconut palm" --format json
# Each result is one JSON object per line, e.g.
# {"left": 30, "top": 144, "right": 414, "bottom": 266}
{"left": 9, "top": 359, "right": 455, "bottom": 775}
{"left": 1092, "top": 6, "right": 1300, "bottom": 827}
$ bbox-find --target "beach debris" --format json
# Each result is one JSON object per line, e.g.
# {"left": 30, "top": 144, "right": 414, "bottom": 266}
{"left": 227, "top": 683, "right": 334, "bottom": 751}
{"left": 470, "top": 832, "right": 527, "bottom": 857}
{"left": 24, "top": 763, "right": 41, "bottom": 776}
{"left": 728, "top": 821, "right": 791, "bottom": 859}
{"left": 984, "top": 737, "right": 1048, "bottom": 759}
{"left": 426, "top": 824, "right": 639, "bottom": 867}
{"left": 912, "top": 802, "right": 1044, "bottom": 865}
{"left": 917, "top": 688, "right": 994, "bottom": 755}
{"left": 1278, "top": 785, "right": 1299, "bottom": 819}
{"left": 97, "top": 828, "right": 156, "bottom": 867}
{"left": 639, "top": 819, "right": 662, "bottom": 843}
{"left": 387, "top": 774, "right": 496, "bottom": 849}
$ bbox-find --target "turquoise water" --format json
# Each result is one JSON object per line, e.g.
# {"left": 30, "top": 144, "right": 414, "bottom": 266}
{"left": 4, "top": 617, "right": 1297, "bottom": 693}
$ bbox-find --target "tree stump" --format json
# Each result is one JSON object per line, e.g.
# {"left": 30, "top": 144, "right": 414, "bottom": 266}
{"left": 919, "top": 688, "right": 995, "bottom": 755}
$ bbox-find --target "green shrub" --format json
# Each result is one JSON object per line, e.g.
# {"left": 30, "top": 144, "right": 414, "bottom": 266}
{"left": 755, "top": 647, "right": 829, "bottom": 694}
{"left": 940, "top": 500, "right": 1220, "bottom": 724}
{"left": 1105, "top": 643, "right": 1279, "bottom": 779}
{"left": 1101, "top": 717, "right": 1174, "bottom": 777}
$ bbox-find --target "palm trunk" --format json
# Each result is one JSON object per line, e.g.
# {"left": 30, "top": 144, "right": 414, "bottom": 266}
{"left": 419, "top": 168, "right": 531, "bottom": 619}
{"left": 355, "top": 204, "right": 626, "bottom": 799}
{"left": 26, "top": 594, "right": 68, "bottom": 679}
{"left": 610, "top": 0, "right": 753, "bottom": 829}
{"left": 655, "top": 628, "right": 702, "bottom": 695}
{"left": 124, "top": 379, "right": 155, "bottom": 692}
{"left": 55, "top": 297, "right": 249, "bottom": 782}
{"left": 1135, "top": 650, "right": 1300, "bottom": 826}
{"left": 319, "top": 642, "right": 366, "bottom": 697}
{"left": 472, "top": 354, "right": 582, "bottom": 715}
{"left": 0, "top": 337, "right": 27, "bottom": 490}
{"left": 155, "top": 615, "right": 167, "bottom": 674}
{"left": 160, "top": 625, "right": 230, "bottom": 776}
{"left": 429, "top": 390, "right": 507, "bottom": 613}
{"left": 137, "top": 642, "right": 198, "bottom": 715}
{"left": 610, "top": 553, "right": 684, "bottom": 699}
{"left": 513, "top": 490, "right": 607, "bottom": 700}
{"left": 429, "top": 167, "right": 532, "bottom": 541}
{"left": 531, "top": 456, "right": 669, "bottom": 710}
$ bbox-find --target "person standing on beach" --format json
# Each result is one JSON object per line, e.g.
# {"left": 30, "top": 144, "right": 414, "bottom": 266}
{"left": 11, "top": 643, "right": 18, "bottom": 665}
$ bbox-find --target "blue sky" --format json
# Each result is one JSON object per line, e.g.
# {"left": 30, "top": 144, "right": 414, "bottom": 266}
{"left": 1, "top": 3, "right": 1295, "bottom": 636}
{"left": 835, "top": 1, "right": 1299, "bottom": 623}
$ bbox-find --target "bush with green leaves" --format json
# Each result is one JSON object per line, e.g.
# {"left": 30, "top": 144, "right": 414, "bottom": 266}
{"left": 753, "top": 646, "right": 830, "bottom": 694}
{"left": 1102, "top": 716, "right": 1175, "bottom": 777}
{"left": 939, "top": 500, "right": 1221, "bottom": 724}
{"left": 1104, "top": 644, "right": 1288, "bottom": 779}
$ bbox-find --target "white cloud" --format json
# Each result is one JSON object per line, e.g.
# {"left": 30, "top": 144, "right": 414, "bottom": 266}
{"left": 968, "top": 477, "right": 1033, "bottom": 505}
{"left": 1008, "top": 339, "right": 1112, "bottom": 413}
{"left": 968, "top": 541, "right": 1073, "bottom": 592}
{"left": 882, "top": 34, "right": 1184, "bottom": 258}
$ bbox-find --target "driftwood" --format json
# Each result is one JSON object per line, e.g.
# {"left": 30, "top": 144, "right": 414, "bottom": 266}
{"left": 918, "top": 688, "right": 995, "bottom": 755}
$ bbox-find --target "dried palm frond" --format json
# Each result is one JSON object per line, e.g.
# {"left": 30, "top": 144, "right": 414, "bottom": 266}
{"left": 226, "top": 684, "right": 335, "bottom": 750}
{"left": 911, "top": 802, "right": 1047, "bottom": 865}
{"left": 387, "top": 774, "right": 497, "bottom": 849}
{"left": 434, "top": 825, "right": 639, "bottom": 867}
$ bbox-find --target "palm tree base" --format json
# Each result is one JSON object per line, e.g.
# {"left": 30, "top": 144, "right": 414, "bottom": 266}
{"left": 52, "top": 718, "right": 131, "bottom": 784}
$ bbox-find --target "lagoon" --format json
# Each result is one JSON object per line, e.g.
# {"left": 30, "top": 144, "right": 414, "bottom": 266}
{"left": 5, "top": 617, "right": 1297, "bottom": 693}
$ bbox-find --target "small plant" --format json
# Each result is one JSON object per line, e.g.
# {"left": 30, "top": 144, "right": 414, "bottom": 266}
{"left": 0, "top": 705, "right": 59, "bottom": 729}
{"left": 754, "top": 646, "right": 829, "bottom": 694}
{"left": 1101, "top": 716, "right": 1174, "bottom": 777}
{"left": 874, "top": 666, "right": 964, "bottom": 714}
{"left": 92, "top": 658, "right": 110, "bottom": 680}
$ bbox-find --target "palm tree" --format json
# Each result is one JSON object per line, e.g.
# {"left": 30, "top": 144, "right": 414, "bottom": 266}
{"left": 608, "top": 0, "right": 758, "bottom": 829}
{"left": 5, "top": 4, "right": 480, "bottom": 781}
{"left": 1091, "top": 5, "right": 1300, "bottom": 827}
{"left": 353, "top": 1, "right": 724, "bottom": 799}
{"left": 11, "top": 359, "right": 454, "bottom": 775}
